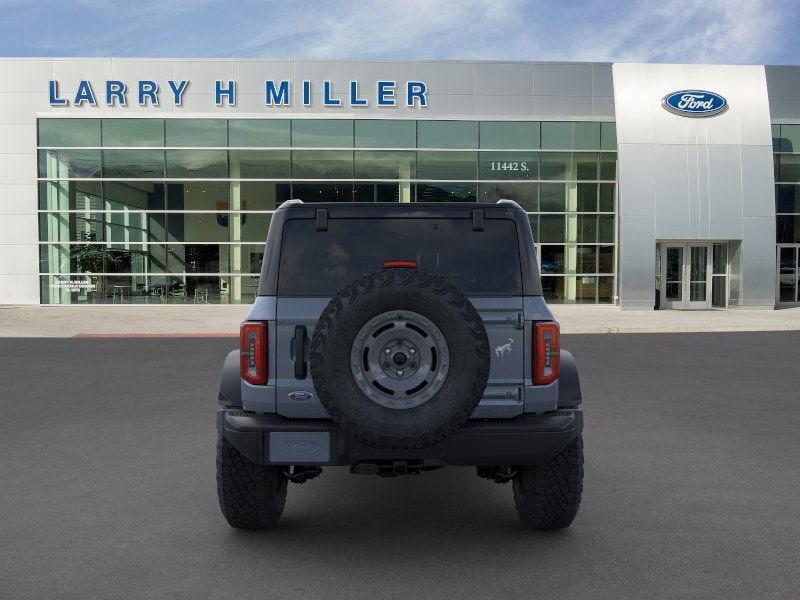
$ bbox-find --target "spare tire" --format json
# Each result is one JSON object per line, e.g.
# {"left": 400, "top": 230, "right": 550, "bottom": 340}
{"left": 310, "top": 268, "right": 490, "bottom": 449}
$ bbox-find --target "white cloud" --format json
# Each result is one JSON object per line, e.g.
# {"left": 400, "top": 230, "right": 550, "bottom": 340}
{"left": 0, "top": 0, "right": 796, "bottom": 64}
{"left": 227, "top": 0, "right": 795, "bottom": 64}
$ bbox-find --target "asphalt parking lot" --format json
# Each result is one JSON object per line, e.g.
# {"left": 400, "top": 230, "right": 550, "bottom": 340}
{"left": 1, "top": 332, "right": 799, "bottom": 600}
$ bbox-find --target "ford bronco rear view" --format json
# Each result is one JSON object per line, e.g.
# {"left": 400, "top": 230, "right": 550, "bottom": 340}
{"left": 216, "top": 199, "right": 584, "bottom": 529}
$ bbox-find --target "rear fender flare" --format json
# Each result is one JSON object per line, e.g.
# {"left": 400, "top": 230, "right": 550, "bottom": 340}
{"left": 218, "top": 349, "right": 242, "bottom": 408}
{"left": 558, "top": 349, "right": 582, "bottom": 408}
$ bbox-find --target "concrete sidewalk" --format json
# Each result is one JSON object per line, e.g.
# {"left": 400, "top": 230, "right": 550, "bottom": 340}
{"left": 2, "top": 303, "right": 800, "bottom": 337}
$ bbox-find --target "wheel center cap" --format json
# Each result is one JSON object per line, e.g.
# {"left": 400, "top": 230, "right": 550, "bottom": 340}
{"left": 392, "top": 352, "right": 408, "bottom": 366}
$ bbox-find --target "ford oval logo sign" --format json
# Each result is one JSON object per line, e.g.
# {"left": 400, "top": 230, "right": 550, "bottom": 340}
{"left": 662, "top": 90, "right": 728, "bottom": 117}
{"left": 288, "top": 390, "right": 313, "bottom": 402}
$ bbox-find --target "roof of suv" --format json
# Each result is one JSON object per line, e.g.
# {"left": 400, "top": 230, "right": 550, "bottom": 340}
{"left": 257, "top": 200, "right": 542, "bottom": 297}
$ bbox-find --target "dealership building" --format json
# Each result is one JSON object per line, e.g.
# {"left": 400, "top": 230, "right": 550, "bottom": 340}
{"left": 0, "top": 58, "right": 798, "bottom": 309}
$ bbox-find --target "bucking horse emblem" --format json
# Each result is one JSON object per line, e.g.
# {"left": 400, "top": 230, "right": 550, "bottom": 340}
{"left": 494, "top": 338, "right": 514, "bottom": 363}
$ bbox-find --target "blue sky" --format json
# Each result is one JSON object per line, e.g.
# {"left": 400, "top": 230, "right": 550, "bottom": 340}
{"left": 1, "top": 0, "right": 798, "bottom": 65}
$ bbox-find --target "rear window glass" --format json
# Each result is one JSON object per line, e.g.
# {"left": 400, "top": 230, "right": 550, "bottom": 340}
{"left": 277, "top": 217, "right": 522, "bottom": 296}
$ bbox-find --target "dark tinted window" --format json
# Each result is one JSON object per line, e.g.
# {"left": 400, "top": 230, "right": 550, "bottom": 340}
{"left": 278, "top": 218, "right": 522, "bottom": 295}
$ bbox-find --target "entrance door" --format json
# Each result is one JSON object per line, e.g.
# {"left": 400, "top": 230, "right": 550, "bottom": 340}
{"left": 660, "top": 243, "right": 712, "bottom": 309}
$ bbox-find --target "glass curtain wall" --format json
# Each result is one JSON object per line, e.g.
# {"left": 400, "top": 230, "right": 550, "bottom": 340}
{"left": 37, "top": 118, "right": 617, "bottom": 304}
{"left": 774, "top": 124, "right": 800, "bottom": 305}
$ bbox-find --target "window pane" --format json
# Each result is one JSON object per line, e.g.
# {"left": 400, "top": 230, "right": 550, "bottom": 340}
{"left": 600, "top": 153, "right": 617, "bottom": 180}
{"left": 597, "top": 276, "right": 613, "bottom": 303}
{"left": 598, "top": 215, "right": 615, "bottom": 242}
{"left": 291, "top": 183, "right": 354, "bottom": 202}
{"left": 39, "top": 181, "right": 103, "bottom": 210}
{"left": 354, "top": 151, "right": 416, "bottom": 179}
{"left": 478, "top": 152, "right": 539, "bottom": 179}
{"left": 539, "top": 183, "right": 566, "bottom": 212}
{"left": 166, "top": 275, "right": 229, "bottom": 304}
{"left": 576, "top": 275, "right": 597, "bottom": 303}
{"left": 229, "top": 150, "right": 290, "bottom": 179}
{"left": 38, "top": 211, "right": 104, "bottom": 243}
{"left": 239, "top": 181, "right": 291, "bottom": 211}
{"left": 236, "top": 212, "right": 271, "bottom": 243}
{"left": 776, "top": 215, "right": 800, "bottom": 243}
{"left": 478, "top": 182, "right": 538, "bottom": 211}
{"left": 600, "top": 123, "right": 617, "bottom": 151}
{"left": 416, "top": 151, "right": 477, "bottom": 180}
{"left": 772, "top": 124, "right": 782, "bottom": 152}
{"left": 166, "top": 119, "right": 227, "bottom": 147}
{"left": 779, "top": 247, "right": 796, "bottom": 274}
{"left": 416, "top": 183, "right": 477, "bottom": 202}
{"left": 479, "top": 122, "right": 540, "bottom": 149}
{"left": 292, "top": 150, "right": 353, "bottom": 178}
{"left": 102, "top": 119, "right": 164, "bottom": 147}
{"left": 103, "top": 149, "right": 164, "bottom": 178}
{"left": 574, "top": 122, "right": 601, "bottom": 150}
{"left": 540, "top": 245, "right": 565, "bottom": 274}
{"left": 354, "top": 183, "right": 409, "bottom": 202}
{"left": 540, "top": 152, "right": 570, "bottom": 180}
{"left": 166, "top": 150, "right": 227, "bottom": 178}
{"left": 541, "top": 276, "right": 564, "bottom": 302}
{"left": 291, "top": 120, "right": 353, "bottom": 147}
{"left": 39, "top": 119, "right": 100, "bottom": 147}
{"left": 778, "top": 275, "right": 796, "bottom": 302}
{"left": 355, "top": 120, "right": 415, "bottom": 148}
{"left": 168, "top": 212, "right": 232, "bottom": 243}
{"left": 575, "top": 152, "right": 598, "bottom": 180}
{"left": 778, "top": 155, "right": 800, "bottom": 182}
{"left": 598, "top": 245, "right": 614, "bottom": 273}
{"left": 229, "top": 119, "right": 290, "bottom": 147}
{"left": 105, "top": 243, "right": 164, "bottom": 273}
{"left": 577, "top": 183, "right": 598, "bottom": 212}
{"left": 106, "top": 211, "right": 162, "bottom": 243}
{"left": 105, "top": 182, "right": 166, "bottom": 211}
{"left": 39, "top": 244, "right": 101, "bottom": 273}
{"left": 540, "top": 215, "right": 566, "bottom": 242}
{"left": 541, "top": 122, "right": 573, "bottom": 150}
{"left": 167, "top": 182, "right": 229, "bottom": 211}
{"left": 776, "top": 185, "right": 800, "bottom": 213}
{"left": 164, "top": 243, "right": 265, "bottom": 274}
{"left": 528, "top": 215, "right": 539, "bottom": 240}
{"left": 38, "top": 149, "right": 102, "bottom": 178}
{"left": 713, "top": 243, "right": 727, "bottom": 274}
{"left": 577, "top": 215, "right": 597, "bottom": 243}
{"left": 417, "top": 121, "right": 478, "bottom": 149}
{"left": 599, "top": 183, "right": 615, "bottom": 212}
{"left": 780, "top": 125, "right": 800, "bottom": 153}
{"left": 577, "top": 245, "right": 597, "bottom": 273}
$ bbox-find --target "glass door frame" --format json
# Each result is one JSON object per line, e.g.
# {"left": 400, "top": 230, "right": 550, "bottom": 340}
{"left": 658, "top": 241, "right": 713, "bottom": 310}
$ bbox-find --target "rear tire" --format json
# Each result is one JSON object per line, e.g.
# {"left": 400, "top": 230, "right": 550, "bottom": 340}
{"left": 512, "top": 434, "right": 584, "bottom": 529}
{"left": 216, "top": 434, "right": 288, "bottom": 529}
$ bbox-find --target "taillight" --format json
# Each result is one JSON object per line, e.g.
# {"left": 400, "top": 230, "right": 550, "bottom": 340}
{"left": 533, "top": 322, "right": 560, "bottom": 385}
{"left": 240, "top": 321, "right": 267, "bottom": 385}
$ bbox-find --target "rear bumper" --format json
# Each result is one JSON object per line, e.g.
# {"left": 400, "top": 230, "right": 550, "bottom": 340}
{"left": 217, "top": 408, "right": 582, "bottom": 467}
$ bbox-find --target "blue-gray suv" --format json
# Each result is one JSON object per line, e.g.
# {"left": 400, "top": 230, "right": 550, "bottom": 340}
{"left": 216, "top": 199, "right": 584, "bottom": 529}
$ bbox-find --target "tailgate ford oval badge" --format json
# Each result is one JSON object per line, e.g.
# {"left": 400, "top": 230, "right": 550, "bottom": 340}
{"left": 288, "top": 390, "right": 314, "bottom": 402}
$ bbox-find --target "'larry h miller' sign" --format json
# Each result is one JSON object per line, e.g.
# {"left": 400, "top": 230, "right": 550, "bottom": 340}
{"left": 48, "top": 79, "right": 429, "bottom": 108}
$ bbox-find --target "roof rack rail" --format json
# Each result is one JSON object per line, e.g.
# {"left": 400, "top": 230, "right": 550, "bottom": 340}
{"left": 279, "top": 198, "right": 304, "bottom": 209}
{"left": 496, "top": 198, "right": 523, "bottom": 210}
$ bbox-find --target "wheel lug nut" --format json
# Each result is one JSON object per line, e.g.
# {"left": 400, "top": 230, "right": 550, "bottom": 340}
{"left": 409, "top": 348, "right": 416, "bottom": 354}
{"left": 397, "top": 370, "right": 404, "bottom": 376}
{"left": 384, "top": 348, "right": 391, "bottom": 354}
